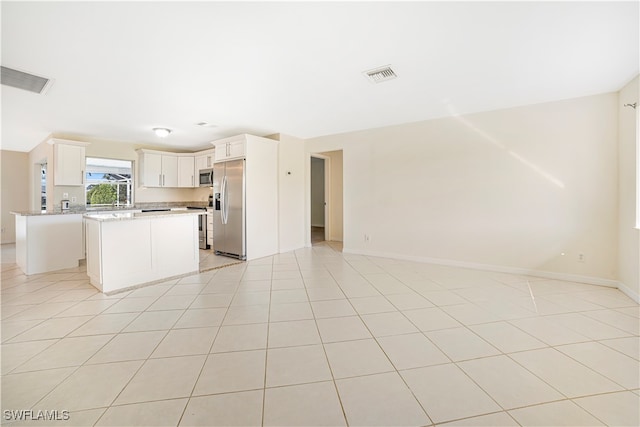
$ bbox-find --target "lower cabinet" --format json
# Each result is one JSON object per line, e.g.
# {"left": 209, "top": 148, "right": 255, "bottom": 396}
{"left": 14, "top": 213, "right": 84, "bottom": 275}
{"left": 85, "top": 214, "right": 199, "bottom": 293}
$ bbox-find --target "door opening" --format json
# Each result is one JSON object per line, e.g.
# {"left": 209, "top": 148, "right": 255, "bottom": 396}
{"left": 308, "top": 150, "right": 343, "bottom": 249}
{"left": 310, "top": 156, "right": 327, "bottom": 244}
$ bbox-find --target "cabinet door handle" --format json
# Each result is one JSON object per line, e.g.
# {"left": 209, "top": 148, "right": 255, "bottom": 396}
{"left": 159, "top": 174, "right": 162, "bottom": 186}
{"left": 81, "top": 170, "right": 84, "bottom": 184}
{"left": 163, "top": 175, "right": 165, "bottom": 186}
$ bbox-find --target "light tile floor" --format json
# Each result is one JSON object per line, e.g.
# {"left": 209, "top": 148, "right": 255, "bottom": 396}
{"left": 1, "top": 242, "right": 639, "bottom": 426}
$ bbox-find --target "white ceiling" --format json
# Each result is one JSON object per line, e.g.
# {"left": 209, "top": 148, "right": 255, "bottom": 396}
{"left": 2, "top": 1, "right": 638, "bottom": 153}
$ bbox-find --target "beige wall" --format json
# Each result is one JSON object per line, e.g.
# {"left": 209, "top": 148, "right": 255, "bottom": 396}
{"left": 270, "top": 133, "right": 306, "bottom": 253}
{"left": 320, "top": 150, "right": 344, "bottom": 241}
{"left": 1, "top": 150, "right": 30, "bottom": 243}
{"left": 617, "top": 75, "right": 639, "bottom": 301}
{"left": 307, "top": 92, "right": 619, "bottom": 284}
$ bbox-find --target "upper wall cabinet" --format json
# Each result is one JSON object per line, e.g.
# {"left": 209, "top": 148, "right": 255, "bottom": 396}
{"left": 138, "top": 149, "right": 211, "bottom": 188}
{"left": 137, "top": 150, "right": 180, "bottom": 188}
{"left": 214, "top": 137, "right": 245, "bottom": 163}
{"left": 178, "top": 156, "right": 195, "bottom": 188}
{"left": 195, "top": 149, "right": 215, "bottom": 172}
{"left": 52, "top": 139, "right": 90, "bottom": 186}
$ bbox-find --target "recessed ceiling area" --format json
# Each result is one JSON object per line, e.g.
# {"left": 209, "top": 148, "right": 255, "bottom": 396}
{"left": 1, "top": 1, "right": 638, "bottom": 152}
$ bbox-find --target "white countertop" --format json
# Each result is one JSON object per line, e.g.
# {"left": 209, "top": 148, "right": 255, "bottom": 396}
{"left": 11, "top": 210, "right": 86, "bottom": 216}
{"left": 83, "top": 210, "right": 205, "bottom": 222}
{"left": 12, "top": 205, "right": 210, "bottom": 217}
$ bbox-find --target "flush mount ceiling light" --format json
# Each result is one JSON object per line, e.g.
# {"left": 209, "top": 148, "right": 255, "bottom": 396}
{"left": 153, "top": 127, "right": 172, "bottom": 137}
{"left": 363, "top": 65, "right": 397, "bottom": 84}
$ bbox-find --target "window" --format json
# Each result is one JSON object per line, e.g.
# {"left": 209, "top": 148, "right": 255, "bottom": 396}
{"left": 85, "top": 157, "right": 133, "bottom": 207}
{"left": 40, "top": 163, "right": 47, "bottom": 210}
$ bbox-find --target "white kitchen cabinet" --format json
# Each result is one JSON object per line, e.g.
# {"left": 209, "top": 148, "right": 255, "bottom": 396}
{"left": 195, "top": 149, "right": 215, "bottom": 172}
{"left": 14, "top": 212, "right": 84, "bottom": 275}
{"left": 178, "top": 156, "right": 195, "bottom": 188}
{"left": 53, "top": 140, "right": 88, "bottom": 186}
{"left": 162, "top": 155, "right": 178, "bottom": 187}
{"left": 137, "top": 150, "right": 178, "bottom": 187}
{"left": 85, "top": 211, "right": 200, "bottom": 293}
{"left": 214, "top": 138, "right": 245, "bottom": 162}
{"left": 140, "top": 152, "right": 162, "bottom": 187}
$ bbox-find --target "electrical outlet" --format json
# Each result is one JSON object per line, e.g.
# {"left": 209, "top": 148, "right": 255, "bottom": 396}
{"left": 364, "top": 234, "right": 370, "bottom": 242}
{"left": 71, "top": 196, "right": 77, "bottom": 203}
{"left": 578, "top": 253, "right": 585, "bottom": 263}
{"left": 63, "top": 192, "right": 69, "bottom": 199}
{"left": 1, "top": 227, "right": 5, "bottom": 234}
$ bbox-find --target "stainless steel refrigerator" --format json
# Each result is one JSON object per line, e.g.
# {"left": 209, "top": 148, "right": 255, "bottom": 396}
{"left": 212, "top": 159, "right": 246, "bottom": 260}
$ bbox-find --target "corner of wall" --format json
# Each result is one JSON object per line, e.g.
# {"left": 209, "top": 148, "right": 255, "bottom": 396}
{"left": 617, "top": 281, "right": 640, "bottom": 303}
{"left": 617, "top": 74, "right": 640, "bottom": 301}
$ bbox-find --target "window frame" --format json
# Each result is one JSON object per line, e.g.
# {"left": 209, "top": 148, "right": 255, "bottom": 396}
{"left": 85, "top": 157, "right": 134, "bottom": 208}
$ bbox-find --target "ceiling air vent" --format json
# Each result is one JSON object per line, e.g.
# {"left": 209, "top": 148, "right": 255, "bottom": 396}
{"left": 363, "top": 65, "right": 397, "bottom": 84}
{"left": 1, "top": 66, "right": 52, "bottom": 94}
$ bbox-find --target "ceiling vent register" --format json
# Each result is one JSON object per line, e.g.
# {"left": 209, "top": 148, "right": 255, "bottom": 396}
{"left": 364, "top": 65, "right": 397, "bottom": 83}
{"left": 1, "top": 66, "right": 52, "bottom": 94}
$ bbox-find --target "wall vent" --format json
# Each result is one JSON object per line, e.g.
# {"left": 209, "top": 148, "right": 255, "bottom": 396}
{"left": 1, "top": 66, "right": 52, "bottom": 94}
{"left": 363, "top": 65, "right": 397, "bottom": 83}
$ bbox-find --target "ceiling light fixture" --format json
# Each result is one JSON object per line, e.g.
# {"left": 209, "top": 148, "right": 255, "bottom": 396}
{"left": 153, "top": 127, "right": 171, "bottom": 137}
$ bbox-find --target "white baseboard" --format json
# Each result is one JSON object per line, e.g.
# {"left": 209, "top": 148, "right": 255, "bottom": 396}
{"left": 343, "top": 247, "right": 621, "bottom": 288}
{"left": 617, "top": 281, "right": 640, "bottom": 303}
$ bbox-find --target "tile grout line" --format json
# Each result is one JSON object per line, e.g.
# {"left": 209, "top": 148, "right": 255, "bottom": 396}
{"left": 176, "top": 265, "right": 249, "bottom": 427}
{"left": 297, "top": 245, "right": 351, "bottom": 427}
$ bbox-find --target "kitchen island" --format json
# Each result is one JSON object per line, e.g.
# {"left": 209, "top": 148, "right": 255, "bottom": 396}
{"left": 12, "top": 210, "right": 85, "bottom": 275}
{"left": 84, "top": 210, "right": 203, "bottom": 294}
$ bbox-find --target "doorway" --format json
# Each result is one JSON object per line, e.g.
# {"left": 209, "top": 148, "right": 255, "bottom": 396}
{"left": 310, "top": 155, "right": 328, "bottom": 243}
{"left": 309, "top": 150, "right": 343, "bottom": 249}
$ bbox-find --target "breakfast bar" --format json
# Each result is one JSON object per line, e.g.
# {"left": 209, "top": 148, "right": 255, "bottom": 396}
{"left": 12, "top": 211, "right": 85, "bottom": 275}
{"left": 84, "top": 210, "right": 204, "bottom": 294}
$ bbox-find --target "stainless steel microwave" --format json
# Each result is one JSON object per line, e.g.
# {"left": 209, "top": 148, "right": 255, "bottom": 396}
{"left": 199, "top": 168, "right": 213, "bottom": 187}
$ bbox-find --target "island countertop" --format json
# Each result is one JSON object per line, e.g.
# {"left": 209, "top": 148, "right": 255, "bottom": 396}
{"left": 83, "top": 210, "right": 205, "bottom": 222}
{"left": 11, "top": 209, "right": 89, "bottom": 216}
{"left": 12, "top": 202, "right": 209, "bottom": 217}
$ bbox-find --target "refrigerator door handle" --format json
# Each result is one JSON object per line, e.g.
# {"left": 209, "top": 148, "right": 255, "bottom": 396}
{"left": 220, "top": 175, "right": 227, "bottom": 224}
{"left": 223, "top": 175, "right": 230, "bottom": 225}
{"left": 223, "top": 175, "right": 229, "bottom": 224}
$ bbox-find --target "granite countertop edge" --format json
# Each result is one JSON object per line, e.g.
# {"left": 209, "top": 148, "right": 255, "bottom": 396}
{"left": 83, "top": 210, "right": 205, "bottom": 222}
{"left": 12, "top": 202, "right": 212, "bottom": 217}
